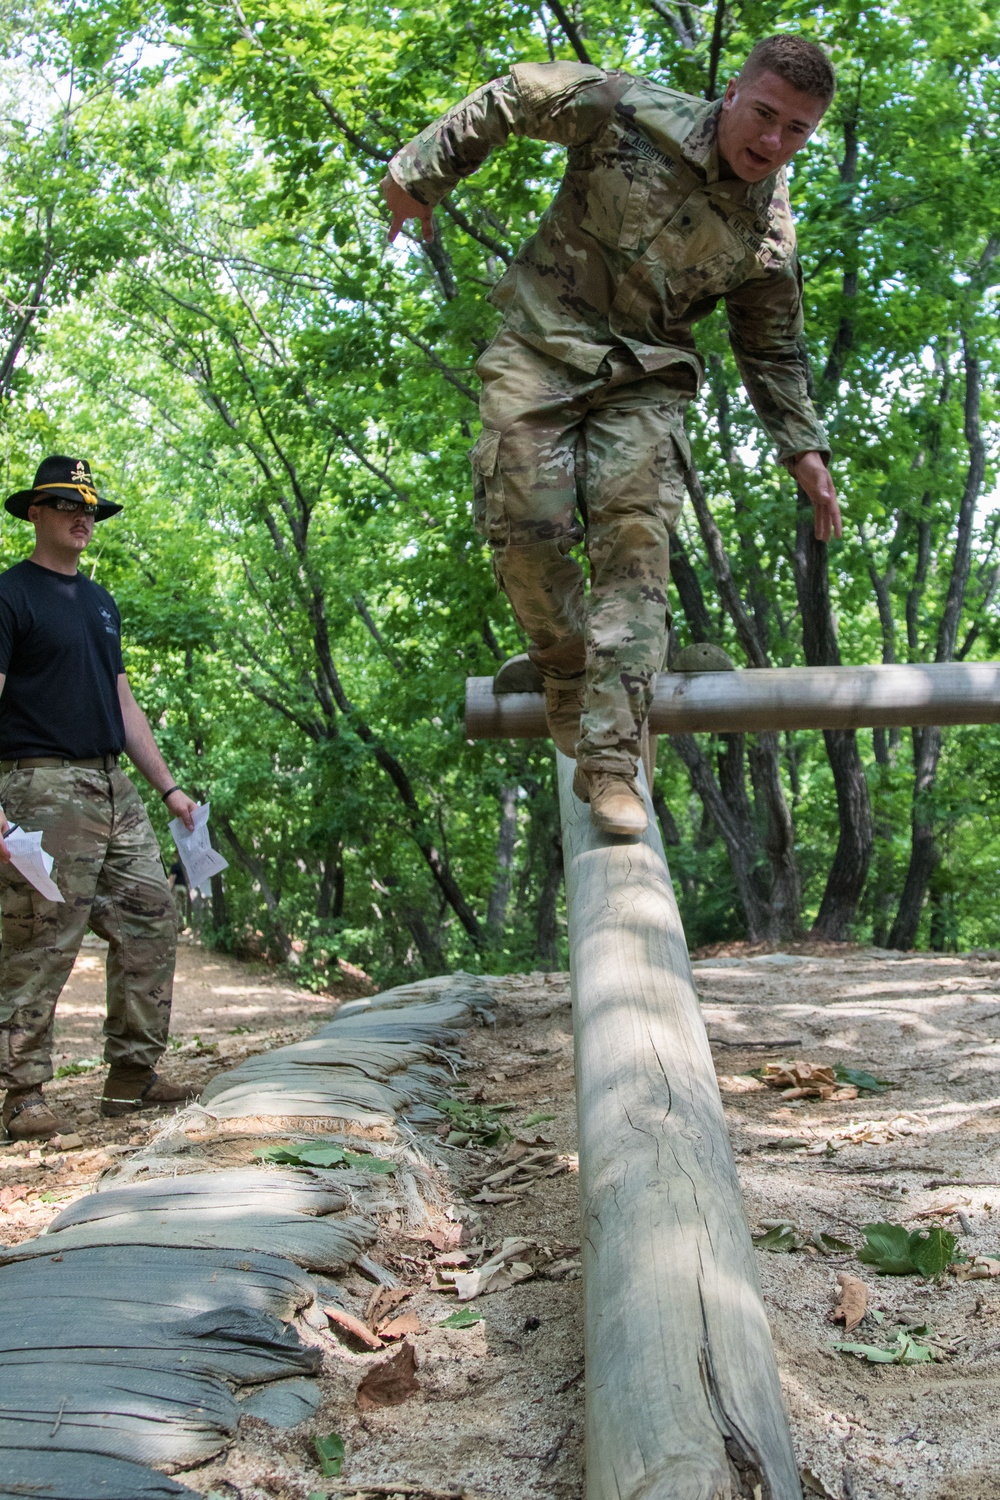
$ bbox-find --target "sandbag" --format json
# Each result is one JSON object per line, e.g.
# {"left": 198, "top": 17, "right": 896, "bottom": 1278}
{"left": 0, "top": 1242, "right": 317, "bottom": 1319}
{"left": 7, "top": 1209, "right": 375, "bottom": 1271}
{"left": 48, "top": 1167, "right": 347, "bottom": 1228}
{"left": 0, "top": 1447, "right": 200, "bottom": 1499}
{"left": 239, "top": 1376, "right": 322, "bottom": 1428}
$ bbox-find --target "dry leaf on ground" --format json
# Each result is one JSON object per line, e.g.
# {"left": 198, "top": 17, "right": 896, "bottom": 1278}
{"left": 953, "top": 1256, "right": 1000, "bottom": 1282}
{"left": 365, "top": 1286, "right": 411, "bottom": 1327}
{"left": 761, "top": 1061, "right": 857, "bottom": 1102}
{"left": 356, "top": 1340, "right": 420, "bottom": 1409}
{"left": 829, "top": 1273, "right": 868, "bottom": 1333}
{"left": 378, "top": 1311, "right": 425, "bottom": 1340}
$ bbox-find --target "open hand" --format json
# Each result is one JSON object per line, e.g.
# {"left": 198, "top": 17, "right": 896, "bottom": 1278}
{"left": 0, "top": 804, "right": 9, "bottom": 864}
{"left": 381, "top": 174, "right": 435, "bottom": 243}
{"left": 790, "top": 451, "right": 842, "bottom": 542}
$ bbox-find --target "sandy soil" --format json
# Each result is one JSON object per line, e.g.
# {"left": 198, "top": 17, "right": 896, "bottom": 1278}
{"left": 3, "top": 942, "right": 1000, "bottom": 1499}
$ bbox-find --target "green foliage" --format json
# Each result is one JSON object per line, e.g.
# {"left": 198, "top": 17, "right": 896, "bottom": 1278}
{"left": 255, "top": 1140, "right": 397, "bottom": 1173}
{"left": 437, "top": 1096, "right": 516, "bottom": 1147}
{"left": 834, "top": 1331, "right": 938, "bottom": 1365}
{"left": 857, "top": 1222, "right": 957, "bottom": 1278}
{"left": 439, "top": 1306, "right": 483, "bottom": 1328}
{"left": 0, "top": 0, "right": 998, "bottom": 975}
{"left": 313, "top": 1432, "right": 345, "bottom": 1477}
{"left": 833, "top": 1066, "right": 893, "bottom": 1094}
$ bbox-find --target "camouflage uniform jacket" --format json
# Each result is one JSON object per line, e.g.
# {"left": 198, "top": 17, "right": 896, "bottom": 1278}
{"left": 389, "top": 61, "right": 830, "bottom": 461}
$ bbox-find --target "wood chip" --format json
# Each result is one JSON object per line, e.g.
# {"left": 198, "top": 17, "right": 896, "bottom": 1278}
{"left": 325, "top": 1305, "right": 384, "bottom": 1350}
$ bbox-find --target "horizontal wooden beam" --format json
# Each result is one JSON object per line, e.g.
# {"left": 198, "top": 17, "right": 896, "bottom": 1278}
{"left": 558, "top": 752, "right": 801, "bottom": 1499}
{"left": 466, "top": 661, "right": 1000, "bottom": 739}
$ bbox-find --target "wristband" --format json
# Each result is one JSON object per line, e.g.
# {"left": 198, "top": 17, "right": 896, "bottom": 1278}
{"left": 161, "top": 786, "right": 182, "bottom": 803}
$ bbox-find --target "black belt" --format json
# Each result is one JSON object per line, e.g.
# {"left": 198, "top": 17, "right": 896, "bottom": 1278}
{"left": 0, "top": 754, "right": 120, "bottom": 772}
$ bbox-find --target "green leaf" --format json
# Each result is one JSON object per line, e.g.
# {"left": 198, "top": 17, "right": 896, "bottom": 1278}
{"left": 834, "top": 1331, "right": 935, "bottom": 1365}
{"left": 254, "top": 1142, "right": 395, "bottom": 1174}
{"left": 908, "top": 1226, "right": 956, "bottom": 1279}
{"left": 834, "top": 1340, "right": 900, "bottom": 1362}
{"left": 314, "top": 1432, "right": 345, "bottom": 1477}
{"left": 440, "top": 1306, "right": 483, "bottom": 1328}
{"left": 752, "top": 1226, "right": 800, "bottom": 1252}
{"left": 858, "top": 1222, "right": 956, "bottom": 1277}
{"left": 54, "top": 1057, "right": 101, "bottom": 1078}
{"left": 520, "top": 1111, "right": 557, "bottom": 1127}
{"left": 819, "top": 1233, "right": 854, "bottom": 1253}
{"left": 833, "top": 1065, "right": 894, "bottom": 1093}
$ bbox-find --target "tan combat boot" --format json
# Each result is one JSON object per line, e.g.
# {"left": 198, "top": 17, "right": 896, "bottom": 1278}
{"left": 544, "top": 675, "right": 585, "bottom": 757}
{"left": 2, "top": 1087, "right": 68, "bottom": 1141}
{"left": 101, "top": 1064, "right": 199, "bottom": 1118}
{"left": 573, "top": 767, "right": 648, "bottom": 838}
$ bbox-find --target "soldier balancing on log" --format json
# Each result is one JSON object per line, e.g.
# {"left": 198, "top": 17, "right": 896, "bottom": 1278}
{"left": 0, "top": 455, "right": 199, "bottom": 1142}
{"left": 384, "top": 34, "right": 842, "bottom": 837}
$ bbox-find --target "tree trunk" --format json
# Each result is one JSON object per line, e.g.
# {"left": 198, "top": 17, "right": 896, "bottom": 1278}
{"left": 793, "top": 496, "right": 874, "bottom": 939}
{"left": 683, "top": 466, "right": 802, "bottom": 937}
{"left": 669, "top": 733, "right": 768, "bottom": 940}
{"left": 486, "top": 785, "right": 518, "bottom": 943}
{"left": 535, "top": 828, "right": 564, "bottom": 967}
{"left": 400, "top": 901, "right": 446, "bottom": 973}
{"left": 889, "top": 321, "right": 988, "bottom": 948}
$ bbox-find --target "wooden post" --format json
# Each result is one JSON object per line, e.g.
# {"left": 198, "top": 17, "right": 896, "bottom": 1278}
{"left": 557, "top": 751, "right": 801, "bottom": 1500}
{"left": 466, "top": 660, "right": 1000, "bottom": 740}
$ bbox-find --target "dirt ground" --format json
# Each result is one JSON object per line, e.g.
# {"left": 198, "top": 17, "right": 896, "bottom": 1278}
{"left": 3, "top": 940, "right": 1000, "bottom": 1499}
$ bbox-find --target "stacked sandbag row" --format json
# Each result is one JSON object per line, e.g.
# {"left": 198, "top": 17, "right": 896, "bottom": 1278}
{"left": 0, "top": 973, "right": 494, "bottom": 1500}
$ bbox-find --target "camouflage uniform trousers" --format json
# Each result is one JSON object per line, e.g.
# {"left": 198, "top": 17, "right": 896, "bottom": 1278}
{"left": 471, "top": 325, "right": 692, "bottom": 775}
{"left": 0, "top": 765, "right": 177, "bottom": 1091}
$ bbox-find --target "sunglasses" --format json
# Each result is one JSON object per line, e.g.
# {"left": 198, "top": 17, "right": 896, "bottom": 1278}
{"left": 36, "top": 496, "right": 96, "bottom": 516}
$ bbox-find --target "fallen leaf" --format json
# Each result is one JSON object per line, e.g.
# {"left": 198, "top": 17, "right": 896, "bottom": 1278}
{"left": 834, "top": 1331, "right": 937, "bottom": 1365}
{"left": 314, "top": 1432, "right": 345, "bottom": 1477}
{"left": 858, "top": 1222, "right": 956, "bottom": 1278}
{"left": 356, "top": 1340, "right": 420, "bottom": 1409}
{"left": 0, "top": 1184, "right": 30, "bottom": 1211}
{"left": 365, "top": 1286, "right": 411, "bottom": 1327}
{"left": 433, "top": 1251, "right": 471, "bottom": 1269}
{"left": 952, "top": 1255, "right": 1000, "bottom": 1282}
{"left": 325, "top": 1305, "right": 383, "bottom": 1350}
{"left": 833, "top": 1065, "right": 894, "bottom": 1094}
{"left": 752, "top": 1225, "right": 802, "bottom": 1253}
{"left": 378, "top": 1311, "right": 425, "bottom": 1340}
{"left": 451, "top": 1260, "right": 534, "bottom": 1299}
{"left": 830, "top": 1273, "right": 868, "bottom": 1333}
{"left": 439, "top": 1306, "right": 483, "bottom": 1329}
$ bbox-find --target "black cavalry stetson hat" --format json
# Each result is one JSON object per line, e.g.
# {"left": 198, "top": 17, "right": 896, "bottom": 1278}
{"left": 4, "top": 454, "right": 123, "bottom": 522}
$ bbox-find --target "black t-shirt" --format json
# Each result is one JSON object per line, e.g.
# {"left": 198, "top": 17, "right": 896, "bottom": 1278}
{"left": 0, "top": 560, "right": 126, "bottom": 758}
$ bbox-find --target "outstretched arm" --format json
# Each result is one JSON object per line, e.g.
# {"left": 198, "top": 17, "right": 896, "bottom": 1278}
{"left": 383, "top": 61, "right": 619, "bottom": 241}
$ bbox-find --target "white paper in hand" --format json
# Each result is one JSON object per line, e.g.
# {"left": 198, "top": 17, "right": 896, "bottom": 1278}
{"left": 5, "top": 829, "right": 64, "bottom": 902}
{"left": 169, "top": 801, "right": 228, "bottom": 894}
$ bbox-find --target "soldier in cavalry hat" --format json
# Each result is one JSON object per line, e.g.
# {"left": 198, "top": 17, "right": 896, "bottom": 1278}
{"left": 0, "top": 454, "right": 198, "bottom": 1141}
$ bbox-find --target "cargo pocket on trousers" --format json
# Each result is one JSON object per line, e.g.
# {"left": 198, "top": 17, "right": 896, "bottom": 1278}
{"left": 469, "top": 427, "right": 509, "bottom": 547}
{"left": 657, "top": 424, "right": 691, "bottom": 533}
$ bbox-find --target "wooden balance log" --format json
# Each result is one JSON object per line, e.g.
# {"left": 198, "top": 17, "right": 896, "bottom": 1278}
{"left": 467, "top": 656, "right": 1000, "bottom": 1498}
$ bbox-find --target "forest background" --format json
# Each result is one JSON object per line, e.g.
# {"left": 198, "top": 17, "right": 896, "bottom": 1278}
{"left": 0, "top": 0, "right": 998, "bottom": 987}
